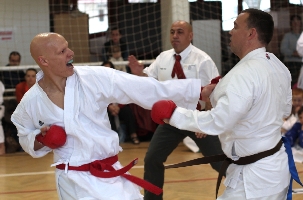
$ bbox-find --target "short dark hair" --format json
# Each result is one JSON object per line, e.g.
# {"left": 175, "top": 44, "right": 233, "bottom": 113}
{"left": 241, "top": 8, "right": 274, "bottom": 45}
{"left": 9, "top": 51, "right": 21, "bottom": 60}
{"left": 109, "top": 27, "right": 122, "bottom": 35}
{"left": 290, "top": 15, "right": 301, "bottom": 30}
{"left": 25, "top": 68, "right": 37, "bottom": 74}
{"left": 290, "top": 14, "right": 301, "bottom": 23}
{"left": 101, "top": 60, "right": 115, "bottom": 69}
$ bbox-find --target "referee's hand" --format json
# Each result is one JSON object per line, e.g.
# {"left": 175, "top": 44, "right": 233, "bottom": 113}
{"left": 128, "top": 55, "right": 145, "bottom": 76}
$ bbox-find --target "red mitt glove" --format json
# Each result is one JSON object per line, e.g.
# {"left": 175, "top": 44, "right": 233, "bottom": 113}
{"left": 151, "top": 100, "right": 177, "bottom": 125}
{"left": 36, "top": 125, "right": 67, "bottom": 149}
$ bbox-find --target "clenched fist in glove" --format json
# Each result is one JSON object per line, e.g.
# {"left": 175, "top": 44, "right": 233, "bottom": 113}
{"left": 151, "top": 100, "right": 177, "bottom": 125}
{"left": 36, "top": 125, "right": 67, "bottom": 149}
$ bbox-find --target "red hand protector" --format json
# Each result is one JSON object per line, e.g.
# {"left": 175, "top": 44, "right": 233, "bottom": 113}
{"left": 151, "top": 100, "right": 177, "bottom": 125}
{"left": 36, "top": 125, "right": 67, "bottom": 149}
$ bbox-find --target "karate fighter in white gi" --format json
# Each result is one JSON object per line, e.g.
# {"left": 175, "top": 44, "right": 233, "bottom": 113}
{"left": 151, "top": 9, "right": 303, "bottom": 200}
{"left": 11, "top": 32, "right": 203, "bottom": 200}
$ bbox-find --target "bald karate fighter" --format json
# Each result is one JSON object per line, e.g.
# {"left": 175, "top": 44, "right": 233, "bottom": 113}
{"left": 11, "top": 32, "right": 203, "bottom": 200}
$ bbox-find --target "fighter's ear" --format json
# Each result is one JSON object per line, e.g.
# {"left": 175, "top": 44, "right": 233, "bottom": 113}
{"left": 189, "top": 31, "right": 193, "bottom": 41}
{"left": 248, "top": 28, "right": 257, "bottom": 39}
{"left": 38, "top": 56, "right": 48, "bottom": 66}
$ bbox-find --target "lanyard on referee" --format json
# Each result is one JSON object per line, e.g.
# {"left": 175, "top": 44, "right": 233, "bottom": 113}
{"left": 282, "top": 136, "right": 303, "bottom": 200}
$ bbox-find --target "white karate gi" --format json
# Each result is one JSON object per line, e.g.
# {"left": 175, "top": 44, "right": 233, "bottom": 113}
{"left": 11, "top": 66, "right": 201, "bottom": 200}
{"left": 169, "top": 48, "right": 292, "bottom": 199}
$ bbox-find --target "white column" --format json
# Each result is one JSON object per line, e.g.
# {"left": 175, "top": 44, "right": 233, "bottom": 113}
{"left": 160, "top": 0, "right": 190, "bottom": 51}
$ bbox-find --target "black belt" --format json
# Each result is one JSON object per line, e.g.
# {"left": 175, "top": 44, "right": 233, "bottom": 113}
{"left": 165, "top": 139, "right": 283, "bottom": 198}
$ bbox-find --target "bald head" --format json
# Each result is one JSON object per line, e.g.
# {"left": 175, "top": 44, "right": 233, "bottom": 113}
{"left": 30, "top": 33, "right": 64, "bottom": 64}
{"left": 170, "top": 20, "right": 193, "bottom": 54}
{"left": 29, "top": 32, "right": 74, "bottom": 82}
{"left": 172, "top": 20, "right": 192, "bottom": 32}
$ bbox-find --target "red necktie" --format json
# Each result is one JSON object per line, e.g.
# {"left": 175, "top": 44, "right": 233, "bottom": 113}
{"left": 171, "top": 55, "right": 200, "bottom": 109}
{"left": 171, "top": 54, "right": 186, "bottom": 79}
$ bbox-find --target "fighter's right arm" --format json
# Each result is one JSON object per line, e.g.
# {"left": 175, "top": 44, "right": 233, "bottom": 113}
{"left": 11, "top": 103, "right": 52, "bottom": 157}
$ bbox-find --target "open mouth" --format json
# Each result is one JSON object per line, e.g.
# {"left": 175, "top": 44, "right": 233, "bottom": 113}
{"left": 66, "top": 59, "right": 73, "bottom": 67}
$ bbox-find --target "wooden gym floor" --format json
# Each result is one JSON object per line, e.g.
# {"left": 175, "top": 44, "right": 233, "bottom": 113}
{"left": 0, "top": 141, "right": 303, "bottom": 200}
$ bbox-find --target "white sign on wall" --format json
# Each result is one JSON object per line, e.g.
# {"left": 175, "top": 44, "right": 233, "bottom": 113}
{"left": 0, "top": 0, "right": 49, "bottom": 66}
{"left": 0, "top": 28, "right": 13, "bottom": 41}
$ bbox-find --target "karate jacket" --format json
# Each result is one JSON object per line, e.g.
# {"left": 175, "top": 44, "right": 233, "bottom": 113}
{"left": 11, "top": 66, "right": 201, "bottom": 199}
{"left": 169, "top": 48, "right": 292, "bottom": 199}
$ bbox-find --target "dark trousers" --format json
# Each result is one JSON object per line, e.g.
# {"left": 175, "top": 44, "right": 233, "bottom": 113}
{"left": 143, "top": 124, "right": 223, "bottom": 200}
{"left": 108, "top": 105, "right": 137, "bottom": 135}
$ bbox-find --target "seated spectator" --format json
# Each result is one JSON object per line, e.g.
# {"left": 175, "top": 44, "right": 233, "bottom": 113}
{"left": 109, "top": 46, "right": 127, "bottom": 72}
{"left": 285, "top": 106, "right": 303, "bottom": 149}
{"left": 281, "top": 15, "right": 302, "bottom": 86}
{"left": 1, "top": 51, "right": 24, "bottom": 153}
{"left": 0, "top": 81, "right": 5, "bottom": 155}
{"left": 15, "top": 68, "right": 37, "bottom": 103}
{"left": 102, "top": 27, "right": 130, "bottom": 73}
{"left": 292, "top": 88, "right": 303, "bottom": 114}
{"left": 127, "top": 103, "right": 158, "bottom": 140}
{"left": 101, "top": 61, "right": 140, "bottom": 144}
{"left": 7, "top": 51, "right": 21, "bottom": 66}
{"left": 3, "top": 99, "right": 20, "bottom": 153}
{"left": 282, "top": 87, "right": 303, "bottom": 134}
{"left": 281, "top": 15, "right": 302, "bottom": 63}
{"left": 1, "top": 51, "right": 25, "bottom": 91}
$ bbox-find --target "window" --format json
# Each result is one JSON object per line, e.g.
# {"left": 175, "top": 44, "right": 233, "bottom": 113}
{"left": 128, "top": 0, "right": 157, "bottom": 2}
{"left": 204, "top": 0, "right": 270, "bottom": 31}
{"left": 78, "top": 0, "right": 108, "bottom": 34}
{"left": 289, "top": 0, "right": 303, "bottom": 5}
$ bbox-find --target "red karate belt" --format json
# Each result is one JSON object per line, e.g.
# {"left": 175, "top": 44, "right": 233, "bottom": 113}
{"left": 56, "top": 155, "right": 162, "bottom": 195}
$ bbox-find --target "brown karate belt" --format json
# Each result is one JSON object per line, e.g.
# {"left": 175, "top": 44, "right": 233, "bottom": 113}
{"left": 165, "top": 139, "right": 283, "bottom": 199}
{"left": 56, "top": 155, "right": 162, "bottom": 195}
